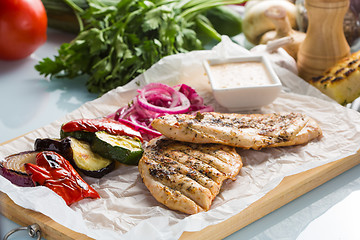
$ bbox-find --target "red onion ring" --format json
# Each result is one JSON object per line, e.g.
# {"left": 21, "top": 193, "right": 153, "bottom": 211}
{"left": 107, "top": 83, "right": 213, "bottom": 141}
{"left": 137, "top": 83, "right": 190, "bottom": 114}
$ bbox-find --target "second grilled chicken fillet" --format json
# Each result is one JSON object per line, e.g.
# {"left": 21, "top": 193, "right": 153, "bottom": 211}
{"left": 152, "top": 112, "right": 322, "bottom": 150}
{"left": 138, "top": 138, "right": 243, "bottom": 214}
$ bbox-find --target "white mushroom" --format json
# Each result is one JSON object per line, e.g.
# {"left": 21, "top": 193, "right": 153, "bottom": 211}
{"left": 242, "top": 0, "right": 298, "bottom": 45}
{"left": 259, "top": 5, "right": 306, "bottom": 60}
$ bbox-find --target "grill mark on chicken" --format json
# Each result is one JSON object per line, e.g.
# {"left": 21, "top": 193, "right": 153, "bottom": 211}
{"left": 152, "top": 112, "right": 322, "bottom": 150}
{"left": 164, "top": 149, "right": 226, "bottom": 184}
{"left": 138, "top": 138, "right": 243, "bottom": 214}
{"left": 200, "top": 146, "right": 243, "bottom": 180}
{"left": 145, "top": 151, "right": 221, "bottom": 196}
{"left": 165, "top": 143, "right": 241, "bottom": 180}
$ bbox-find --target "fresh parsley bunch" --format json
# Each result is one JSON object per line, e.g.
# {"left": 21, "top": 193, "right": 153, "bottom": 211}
{"left": 36, "top": 0, "right": 245, "bottom": 94}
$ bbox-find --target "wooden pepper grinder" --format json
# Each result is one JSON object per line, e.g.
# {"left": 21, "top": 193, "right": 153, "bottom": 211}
{"left": 297, "top": 0, "right": 351, "bottom": 81}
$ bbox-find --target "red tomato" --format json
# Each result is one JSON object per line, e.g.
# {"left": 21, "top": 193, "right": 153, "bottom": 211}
{"left": 0, "top": 0, "right": 47, "bottom": 60}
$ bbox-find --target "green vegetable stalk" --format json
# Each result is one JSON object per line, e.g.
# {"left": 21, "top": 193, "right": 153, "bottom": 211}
{"left": 36, "top": 0, "right": 246, "bottom": 94}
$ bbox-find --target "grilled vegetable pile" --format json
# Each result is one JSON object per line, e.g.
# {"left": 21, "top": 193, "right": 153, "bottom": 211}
{"left": 0, "top": 118, "right": 144, "bottom": 205}
{"left": 35, "top": 0, "right": 245, "bottom": 94}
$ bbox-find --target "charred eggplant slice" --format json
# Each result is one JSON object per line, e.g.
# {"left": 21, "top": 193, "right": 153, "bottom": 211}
{"left": 35, "top": 137, "right": 115, "bottom": 178}
{"left": 0, "top": 151, "right": 38, "bottom": 187}
{"left": 34, "top": 137, "right": 73, "bottom": 160}
{"left": 91, "top": 131, "right": 144, "bottom": 165}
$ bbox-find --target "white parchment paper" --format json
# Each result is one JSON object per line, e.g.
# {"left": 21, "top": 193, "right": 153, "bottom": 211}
{"left": 1, "top": 36, "right": 360, "bottom": 240}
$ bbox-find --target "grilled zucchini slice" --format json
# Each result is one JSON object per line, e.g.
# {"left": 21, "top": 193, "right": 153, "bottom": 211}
{"left": 91, "top": 131, "right": 144, "bottom": 165}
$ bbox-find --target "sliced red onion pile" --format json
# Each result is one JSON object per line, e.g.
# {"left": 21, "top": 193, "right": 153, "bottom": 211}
{"left": 107, "top": 83, "right": 213, "bottom": 141}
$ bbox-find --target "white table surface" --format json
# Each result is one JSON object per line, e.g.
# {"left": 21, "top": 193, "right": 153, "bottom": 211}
{"left": 1, "top": 28, "right": 360, "bottom": 240}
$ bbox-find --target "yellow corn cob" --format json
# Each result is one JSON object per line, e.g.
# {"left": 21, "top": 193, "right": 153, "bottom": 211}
{"left": 309, "top": 51, "right": 360, "bottom": 105}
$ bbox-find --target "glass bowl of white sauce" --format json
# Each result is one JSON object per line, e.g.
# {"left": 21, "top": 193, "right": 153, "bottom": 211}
{"left": 203, "top": 55, "right": 282, "bottom": 111}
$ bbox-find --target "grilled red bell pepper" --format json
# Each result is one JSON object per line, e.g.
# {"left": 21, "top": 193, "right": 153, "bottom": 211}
{"left": 25, "top": 151, "right": 100, "bottom": 206}
{"left": 61, "top": 118, "right": 143, "bottom": 142}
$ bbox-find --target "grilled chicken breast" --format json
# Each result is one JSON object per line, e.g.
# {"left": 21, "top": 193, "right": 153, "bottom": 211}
{"left": 138, "top": 138, "right": 243, "bottom": 214}
{"left": 152, "top": 112, "right": 322, "bottom": 150}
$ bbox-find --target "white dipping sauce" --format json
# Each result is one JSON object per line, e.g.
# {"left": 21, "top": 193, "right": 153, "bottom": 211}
{"left": 210, "top": 62, "right": 273, "bottom": 89}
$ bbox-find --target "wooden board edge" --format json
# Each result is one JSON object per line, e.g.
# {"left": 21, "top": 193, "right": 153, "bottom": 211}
{"left": 1, "top": 131, "right": 34, "bottom": 146}
{"left": 0, "top": 192, "right": 92, "bottom": 240}
{"left": 180, "top": 151, "right": 360, "bottom": 239}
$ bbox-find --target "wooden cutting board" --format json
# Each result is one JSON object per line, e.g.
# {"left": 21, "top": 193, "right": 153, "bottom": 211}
{"left": 1, "top": 136, "right": 360, "bottom": 240}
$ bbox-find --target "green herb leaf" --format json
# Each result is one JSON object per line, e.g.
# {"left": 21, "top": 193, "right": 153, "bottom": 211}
{"left": 36, "top": 0, "right": 247, "bottom": 95}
